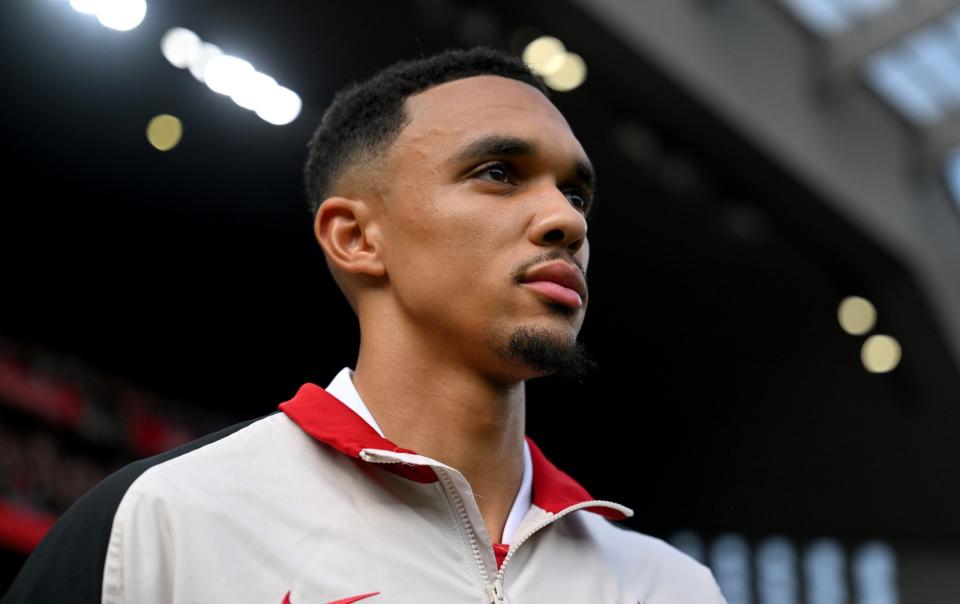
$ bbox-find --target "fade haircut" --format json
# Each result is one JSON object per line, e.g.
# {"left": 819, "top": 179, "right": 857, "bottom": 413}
{"left": 303, "top": 47, "right": 549, "bottom": 215}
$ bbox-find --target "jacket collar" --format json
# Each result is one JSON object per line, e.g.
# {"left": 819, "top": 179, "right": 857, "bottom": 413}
{"left": 279, "top": 383, "right": 629, "bottom": 521}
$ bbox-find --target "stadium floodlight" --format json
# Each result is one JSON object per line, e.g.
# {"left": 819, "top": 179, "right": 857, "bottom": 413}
{"left": 69, "top": 0, "right": 100, "bottom": 16}
{"left": 230, "top": 72, "right": 278, "bottom": 112}
{"left": 187, "top": 42, "right": 222, "bottom": 82}
{"left": 255, "top": 86, "right": 302, "bottom": 126}
{"left": 162, "top": 29, "right": 302, "bottom": 126}
{"left": 161, "top": 28, "right": 201, "bottom": 69}
{"left": 96, "top": 0, "right": 147, "bottom": 31}
{"left": 203, "top": 55, "right": 254, "bottom": 97}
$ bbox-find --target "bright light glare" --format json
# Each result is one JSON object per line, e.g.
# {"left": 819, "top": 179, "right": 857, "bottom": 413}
{"left": 544, "top": 53, "right": 587, "bottom": 91}
{"left": 838, "top": 296, "right": 877, "bottom": 335}
{"left": 96, "top": 0, "right": 146, "bottom": 31}
{"left": 161, "top": 28, "right": 201, "bottom": 69}
{"left": 523, "top": 36, "right": 566, "bottom": 75}
{"left": 231, "top": 72, "right": 278, "bottom": 111}
{"left": 146, "top": 114, "right": 183, "bottom": 151}
{"left": 255, "top": 86, "right": 302, "bottom": 125}
{"left": 861, "top": 335, "right": 902, "bottom": 373}
{"left": 70, "top": 0, "right": 100, "bottom": 15}
{"left": 203, "top": 55, "right": 254, "bottom": 96}
{"left": 161, "top": 30, "right": 302, "bottom": 126}
{"left": 188, "top": 43, "right": 223, "bottom": 82}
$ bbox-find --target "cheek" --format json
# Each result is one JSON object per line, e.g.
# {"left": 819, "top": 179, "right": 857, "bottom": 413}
{"left": 391, "top": 225, "right": 514, "bottom": 322}
{"left": 381, "top": 184, "right": 524, "bottom": 314}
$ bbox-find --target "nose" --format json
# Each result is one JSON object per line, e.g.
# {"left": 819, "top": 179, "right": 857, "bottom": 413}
{"left": 529, "top": 185, "right": 588, "bottom": 255}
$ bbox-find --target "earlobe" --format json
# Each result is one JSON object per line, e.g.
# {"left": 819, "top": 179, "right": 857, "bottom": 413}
{"left": 314, "top": 196, "right": 386, "bottom": 278}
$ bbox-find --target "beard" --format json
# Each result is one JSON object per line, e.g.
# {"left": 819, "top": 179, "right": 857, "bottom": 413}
{"left": 500, "top": 324, "right": 597, "bottom": 383}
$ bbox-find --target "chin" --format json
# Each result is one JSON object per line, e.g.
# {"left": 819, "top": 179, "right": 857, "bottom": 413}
{"left": 495, "top": 323, "right": 594, "bottom": 382}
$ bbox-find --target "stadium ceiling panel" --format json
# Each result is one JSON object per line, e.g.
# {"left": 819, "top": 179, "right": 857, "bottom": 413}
{"left": 560, "top": 0, "right": 960, "bottom": 373}
{"left": 780, "top": 0, "right": 899, "bottom": 35}
{"left": 784, "top": 0, "right": 960, "bottom": 204}
{"left": 795, "top": 0, "right": 960, "bottom": 306}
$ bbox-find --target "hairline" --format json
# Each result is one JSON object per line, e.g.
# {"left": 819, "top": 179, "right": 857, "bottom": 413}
{"left": 321, "top": 74, "right": 554, "bottom": 206}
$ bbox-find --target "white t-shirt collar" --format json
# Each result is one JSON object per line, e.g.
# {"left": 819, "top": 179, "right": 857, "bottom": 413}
{"left": 324, "top": 366, "right": 533, "bottom": 544}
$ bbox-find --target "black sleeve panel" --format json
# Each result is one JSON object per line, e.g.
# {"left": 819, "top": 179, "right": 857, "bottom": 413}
{"left": 3, "top": 413, "right": 275, "bottom": 604}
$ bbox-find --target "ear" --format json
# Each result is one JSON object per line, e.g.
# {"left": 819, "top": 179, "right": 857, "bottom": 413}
{"left": 313, "top": 196, "right": 386, "bottom": 278}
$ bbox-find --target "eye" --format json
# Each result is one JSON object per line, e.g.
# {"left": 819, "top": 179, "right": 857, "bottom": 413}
{"left": 564, "top": 188, "right": 591, "bottom": 213}
{"left": 474, "top": 162, "right": 512, "bottom": 184}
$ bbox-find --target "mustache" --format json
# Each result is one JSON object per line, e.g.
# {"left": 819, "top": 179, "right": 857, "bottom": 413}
{"left": 511, "top": 249, "right": 586, "bottom": 282}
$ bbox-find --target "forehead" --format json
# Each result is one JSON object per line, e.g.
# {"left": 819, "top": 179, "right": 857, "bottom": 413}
{"left": 395, "top": 75, "right": 586, "bottom": 163}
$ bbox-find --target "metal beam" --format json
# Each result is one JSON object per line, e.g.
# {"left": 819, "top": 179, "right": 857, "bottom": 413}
{"left": 925, "top": 109, "right": 960, "bottom": 159}
{"left": 821, "top": 0, "right": 960, "bottom": 91}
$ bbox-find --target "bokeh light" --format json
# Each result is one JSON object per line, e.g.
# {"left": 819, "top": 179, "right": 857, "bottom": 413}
{"left": 187, "top": 43, "right": 223, "bottom": 82}
{"left": 203, "top": 55, "right": 254, "bottom": 96}
{"left": 837, "top": 296, "right": 877, "bottom": 335}
{"left": 69, "top": 0, "right": 100, "bottom": 16}
{"left": 522, "top": 36, "right": 566, "bottom": 75}
{"left": 544, "top": 52, "right": 587, "bottom": 91}
{"left": 230, "top": 72, "right": 278, "bottom": 111}
{"left": 861, "top": 334, "right": 902, "bottom": 373}
{"left": 522, "top": 35, "right": 587, "bottom": 91}
{"left": 255, "top": 86, "right": 302, "bottom": 126}
{"left": 161, "top": 28, "right": 201, "bottom": 69}
{"left": 96, "top": 0, "right": 147, "bottom": 31}
{"left": 146, "top": 114, "right": 183, "bottom": 151}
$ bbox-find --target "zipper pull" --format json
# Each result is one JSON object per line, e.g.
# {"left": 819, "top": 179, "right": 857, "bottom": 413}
{"left": 485, "top": 579, "right": 506, "bottom": 604}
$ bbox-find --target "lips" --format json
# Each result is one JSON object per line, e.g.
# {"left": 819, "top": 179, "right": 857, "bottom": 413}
{"left": 519, "top": 261, "right": 587, "bottom": 309}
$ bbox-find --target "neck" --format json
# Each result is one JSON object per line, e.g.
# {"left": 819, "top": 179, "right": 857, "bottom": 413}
{"left": 351, "top": 310, "right": 527, "bottom": 544}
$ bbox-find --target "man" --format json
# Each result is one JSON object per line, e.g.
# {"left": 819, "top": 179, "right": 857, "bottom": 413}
{"left": 5, "top": 47, "right": 725, "bottom": 603}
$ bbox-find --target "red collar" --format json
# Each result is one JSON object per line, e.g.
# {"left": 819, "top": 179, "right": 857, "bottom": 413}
{"left": 279, "top": 383, "right": 627, "bottom": 520}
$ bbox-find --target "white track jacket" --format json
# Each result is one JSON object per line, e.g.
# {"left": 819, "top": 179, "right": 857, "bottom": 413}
{"left": 5, "top": 382, "right": 727, "bottom": 604}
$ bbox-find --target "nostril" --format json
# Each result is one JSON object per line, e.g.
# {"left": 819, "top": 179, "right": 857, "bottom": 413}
{"left": 544, "top": 229, "right": 565, "bottom": 242}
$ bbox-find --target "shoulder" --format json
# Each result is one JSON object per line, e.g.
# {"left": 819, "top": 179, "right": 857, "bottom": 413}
{"left": 119, "top": 410, "right": 300, "bottom": 495}
{"left": 3, "top": 412, "right": 279, "bottom": 604}
{"left": 577, "top": 513, "right": 727, "bottom": 603}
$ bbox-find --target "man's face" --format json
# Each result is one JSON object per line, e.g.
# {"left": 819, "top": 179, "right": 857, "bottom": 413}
{"left": 377, "top": 75, "right": 595, "bottom": 383}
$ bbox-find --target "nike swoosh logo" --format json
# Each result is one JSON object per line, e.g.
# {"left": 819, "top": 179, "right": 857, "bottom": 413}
{"left": 282, "top": 590, "right": 380, "bottom": 604}
{"left": 326, "top": 594, "right": 380, "bottom": 604}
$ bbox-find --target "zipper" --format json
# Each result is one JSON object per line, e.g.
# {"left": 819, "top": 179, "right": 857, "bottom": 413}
{"left": 435, "top": 467, "right": 505, "bottom": 604}
{"left": 485, "top": 580, "right": 505, "bottom": 604}
{"left": 360, "top": 452, "right": 503, "bottom": 603}
{"left": 359, "top": 450, "right": 630, "bottom": 604}
{"left": 494, "top": 499, "right": 630, "bottom": 586}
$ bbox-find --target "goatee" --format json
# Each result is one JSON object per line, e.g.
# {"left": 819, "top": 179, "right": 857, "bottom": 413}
{"left": 503, "top": 325, "right": 597, "bottom": 382}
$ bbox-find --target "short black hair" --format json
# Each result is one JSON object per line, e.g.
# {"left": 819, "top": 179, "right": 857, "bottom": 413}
{"left": 303, "top": 47, "right": 549, "bottom": 216}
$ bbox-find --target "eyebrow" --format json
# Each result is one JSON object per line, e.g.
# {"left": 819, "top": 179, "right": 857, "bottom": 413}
{"left": 452, "top": 135, "right": 535, "bottom": 164}
{"left": 451, "top": 134, "right": 596, "bottom": 191}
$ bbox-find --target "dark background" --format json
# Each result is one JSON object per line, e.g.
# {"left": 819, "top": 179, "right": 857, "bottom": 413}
{"left": 2, "top": 0, "right": 959, "bottom": 599}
